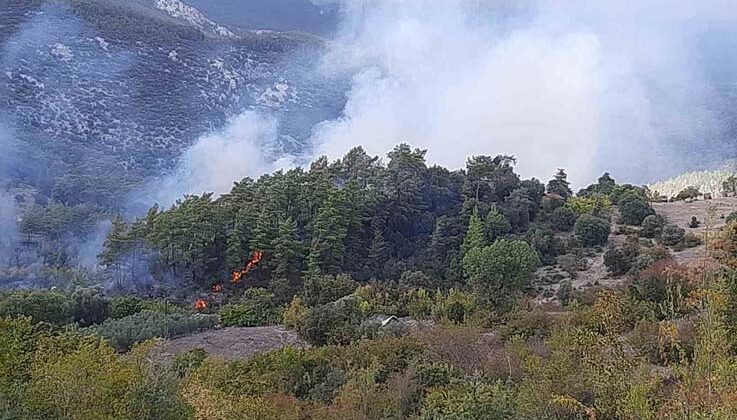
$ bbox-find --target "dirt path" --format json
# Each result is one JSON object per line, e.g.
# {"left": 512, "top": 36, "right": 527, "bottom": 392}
{"left": 158, "top": 325, "right": 307, "bottom": 362}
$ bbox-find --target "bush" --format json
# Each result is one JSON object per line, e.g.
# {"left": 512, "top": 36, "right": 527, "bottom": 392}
{"left": 610, "top": 184, "right": 647, "bottom": 205}
{"left": 604, "top": 247, "right": 634, "bottom": 276}
{"left": 688, "top": 216, "right": 701, "bottom": 229}
{"left": 416, "top": 363, "right": 452, "bottom": 388}
{"left": 110, "top": 295, "right": 145, "bottom": 319}
{"left": 640, "top": 215, "right": 665, "bottom": 238}
{"left": 302, "top": 275, "right": 358, "bottom": 307}
{"left": 283, "top": 296, "right": 310, "bottom": 330}
{"left": 660, "top": 224, "right": 685, "bottom": 246}
{"left": 71, "top": 287, "right": 111, "bottom": 327}
{"left": 525, "top": 228, "right": 563, "bottom": 265}
{"left": 619, "top": 194, "right": 655, "bottom": 225}
{"left": 172, "top": 347, "right": 208, "bottom": 378}
{"left": 682, "top": 233, "right": 703, "bottom": 249}
{"left": 399, "top": 270, "right": 435, "bottom": 288}
{"left": 675, "top": 186, "right": 700, "bottom": 201}
{"left": 0, "top": 290, "right": 72, "bottom": 325}
{"left": 419, "top": 383, "right": 516, "bottom": 420}
{"left": 726, "top": 211, "right": 737, "bottom": 224}
{"left": 91, "top": 310, "right": 218, "bottom": 351}
{"left": 219, "top": 289, "right": 282, "bottom": 328}
{"left": 550, "top": 206, "right": 577, "bottom": 232}
{"left": 574, "top": 215, "right": 610, "bottom": 247}
{"left": 557, "top": 280, "right": 573, "bottom": 305}
{"left": 463, "top": 239, "right": 541, "bottom": 298}
{"left": 298, "top": 296, "right": 365, "bottom": 346}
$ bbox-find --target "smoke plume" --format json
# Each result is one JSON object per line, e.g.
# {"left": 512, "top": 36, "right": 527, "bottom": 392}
{"left": 310, "top": 0, "right": 737, "bottom": 186}
{"left": 135, "top": 111, "right": 294, "bottom": 209}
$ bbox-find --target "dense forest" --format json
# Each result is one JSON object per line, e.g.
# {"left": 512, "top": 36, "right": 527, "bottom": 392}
{"left": 4, "top": 144, "right": 737, "bottom": 419}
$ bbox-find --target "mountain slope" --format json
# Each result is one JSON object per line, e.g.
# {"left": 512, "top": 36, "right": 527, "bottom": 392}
{"left": 0, "top": 0, "right": 345, "bottom": 205}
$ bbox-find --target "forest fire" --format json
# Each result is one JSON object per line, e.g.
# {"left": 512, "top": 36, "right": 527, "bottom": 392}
{"left": 212, "top": 284, "right": 222, "bottom": 293}
{"left": 231, "top": 251, "right": 264, "bottom": 284}
{"left": 194, "top": 299, "right": 208, "bottom": 311}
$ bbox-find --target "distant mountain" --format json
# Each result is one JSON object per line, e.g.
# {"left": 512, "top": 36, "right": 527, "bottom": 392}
{"left": 0, "top": 0, "right": 345, "bottom": 205}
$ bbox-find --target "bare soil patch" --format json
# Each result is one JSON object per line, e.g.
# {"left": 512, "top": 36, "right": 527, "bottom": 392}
{"left": 158, "top": 325, "right": 307, "bottom": 362}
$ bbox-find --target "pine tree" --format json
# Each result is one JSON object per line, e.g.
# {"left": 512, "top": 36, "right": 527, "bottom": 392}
{"left": 547, "top": 168, "right": 573, "bottom": 199}
{"left": 368, "top": 228, "right": 390, "bottom": 279}
{"left": 100, "top": 214, "right": 130, "bottom": 268}
{"left": 462, "top": 208, "right": 486, "bottom": 256}
{"left": 273, "top": 217, "right": 303, "bottom": 279}
{"left": 305, "top": 191, "right": 349, "bottom": 276}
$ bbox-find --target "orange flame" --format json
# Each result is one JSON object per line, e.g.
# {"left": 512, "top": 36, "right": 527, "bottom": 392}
{"left": 194, "top": 299, "right": 208, "bottom": 311}
{"left": 231, "top": 251, "right": 264, "bottom": 284}
{"left": 212, "top": 284, "right": 222, "bottom": 293}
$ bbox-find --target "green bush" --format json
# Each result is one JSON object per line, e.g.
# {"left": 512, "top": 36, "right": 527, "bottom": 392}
{"left": 417, "top": 363, "right": 452, "bottom": 388}
{"left": 660, "top": 224, "right": 685, "bottom": 246}
{"left": 619, "top": 194, "right": 655, "bottom": 226}
{"left": 550, "top": 206, "right": 577, "bottom": 232}
{"left": 91, "top": 310, "right": 218, "bottom": 351}
{"left": 640, "top": 215, "right": 665, "bottom": 238}
{"left": 219, "top": 289, "right": 282, "bottom": 328}
{"left": 71, "top": 287, "right": 111, "bottom": 327}
{"left": 574, "top": 215, "right": 611, "bottom": 247}
{"left": 675, "top": 186, "right": 700, "bottom": 201}
{"left": 110, "top": 295, "right": 145, "bottom": 319}
{"left": 302, "top": 274, "right": 358, "bottom": 307}
{"left": 604, "top": 247, "right": 633, "bottom": 276}
{"left": 726, "top": 211, "right": 737, "bottom": 224}
{"left": 298, "top": 296, "right": 365, "bottom": 346}
{"left": 463, "top": 239, "right": 541, "bottom": 297}
{"left": 0, "top": 290, "right": 72, "bottom": 325}
{"left": 420, "top": 383, "right": 516, "bottom": 420}
{"left": 172, "top": 347, "right": 208, "bottom": 378}
{"left": 682, "top": 232, "right": 703, "bottom": 248}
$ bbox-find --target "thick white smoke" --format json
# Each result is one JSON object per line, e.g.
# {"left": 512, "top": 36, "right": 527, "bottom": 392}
{"left": 140, "top": 111, "right": 294, "bottom": 208}
{"left": 310, "top": 0, "right": 735, "bottom": 186}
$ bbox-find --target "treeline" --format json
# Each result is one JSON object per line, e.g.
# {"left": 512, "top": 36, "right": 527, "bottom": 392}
{"left": 101, "top": 145, "right": 634, "bottom": 299}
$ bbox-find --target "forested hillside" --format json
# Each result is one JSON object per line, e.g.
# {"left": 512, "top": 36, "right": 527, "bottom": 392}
{"left": 4, "top": 144, "right": 737, "bottom": 418}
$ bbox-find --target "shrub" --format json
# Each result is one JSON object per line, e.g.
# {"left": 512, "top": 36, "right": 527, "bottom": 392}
{"left": 551, "top": 206, "right": 577, "bottom": 232}
{"left": 71, "top": 287, "right": 111, "bottom": 327}
{"left": 430, "top": 289, "right": 478, "bottom": 325}
{"left": 604, "top": 247, "right": 634, "bottom": 276}
{"left": 557, "top": 279, "right": 573, "bottom": 306}
{"left": 91, "top": 310, "right": 218, "bottom": 351}
{"left": 172, "top": 347, "right": 208, "bottom": 378}
{"left": 298, "top": 296, "right": 365, "bottom": 346}
{"left": 727, "top": 211, "right": 737, "bottom": 224}
{"left": 566, "top": 195, "right": 612, "bottom": 217}
{"left": 574, "top": 215, "right": 610, "bottom": 247}
{"left": 399, "top": 270, "right": 435, "bottom": 288}
{"left": 463, "top": 239, "right": 541, "bottom": 297}
{"left": 682, "top": 233, "right": 703, "bottom": 249}
{"left": 416, "top": 363, "right": 452, "bottom": 388}
{"left": 283, "top": 296, "right": 310, "bottom": 330}
{"left": 0, "top": 290, "right": 72, "bottom": 325}
{"left": 675, "top": 186, "right": 700, "bottom": 201}
{"left": 688, "top": 216, "right": 701, "bottom": 229}
{"left": 610, "top": 184, "right": 648, "bottom": 205}
{"left": 660, "top": 224, "right": 685, "bottom": 246}
{"left": 619, "top": 194, "right": 655, "bottom": 226}
{"left": 525, "top": 228, "right": 563, "bottom": 265}
{"left": 419, "top": 383, "right": 516, "bottom": 420}
{"left": 110, "top": 295, "right": 145, "bottom": 319}
{"left": 302, "top": 274, "right": 358, "bottom": 306}
{"left": 640, "top": 215, "right": 665, "bottom": 238}
{"left": 219, "top": 289, "right": 282, "bottom": 328}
